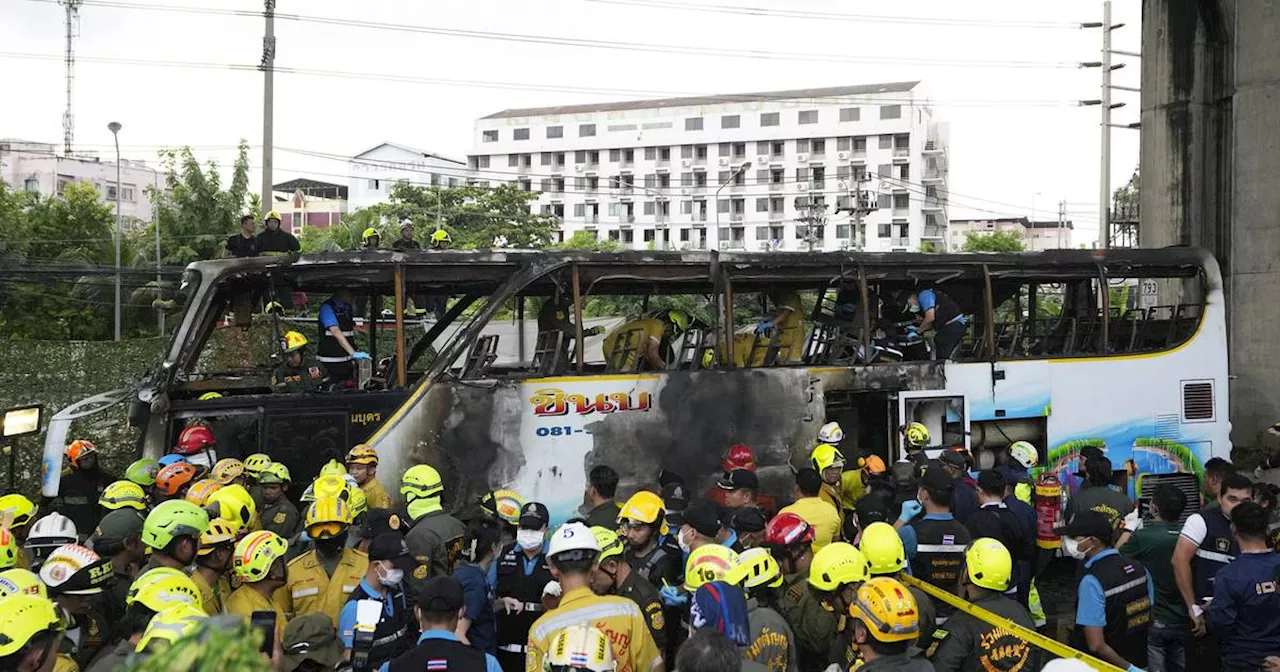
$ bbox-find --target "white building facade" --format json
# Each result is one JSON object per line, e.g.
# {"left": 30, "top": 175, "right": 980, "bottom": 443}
{"left": 0, "top": 139, "right": 159, "bottom": 224}
{"left": 949, "top": 217, "right": 1075, "bottom": 252}
{"left": 347, "top": 142, "right": 467, "bottom": 211}
{"left": 468, "top": 82, "right": 950, "bottom": 251}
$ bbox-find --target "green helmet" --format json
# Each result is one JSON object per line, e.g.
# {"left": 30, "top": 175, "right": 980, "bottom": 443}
{"left": 362, "top": 227, "right": 379, "bottom": 242}
{"left": 142, "top": 500, "right": 210, "bottom": 551}
{"left": 126, "top": 458, "right": 161, "bottom": 488}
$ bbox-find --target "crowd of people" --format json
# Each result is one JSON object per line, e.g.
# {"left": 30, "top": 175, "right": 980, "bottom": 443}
{"left": 5, "top": 422, "right": 1280, "bottom": 672}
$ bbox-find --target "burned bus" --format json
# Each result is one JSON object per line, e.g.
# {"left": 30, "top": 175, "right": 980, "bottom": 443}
{"left": 126, "top": 248, "right": 1228, "bottom": 522}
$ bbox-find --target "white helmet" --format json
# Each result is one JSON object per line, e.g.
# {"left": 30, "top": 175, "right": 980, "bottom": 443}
{"left": 1009, "top": 441, "right": 1039, "bottom": 470}
{"left": 546, "top": 624, "right": 617, "bottom": 672}
{"left": 39, "top": 544, "right": 112, "bottom": 596}
{"left": 818, "top": 422, "right": 844, "bottom": 444}
{"left": 26, "top": 513, "right": 77, "bottom": 557}
{"left": 547, "top": 522, "right": 600, "bottom": 559}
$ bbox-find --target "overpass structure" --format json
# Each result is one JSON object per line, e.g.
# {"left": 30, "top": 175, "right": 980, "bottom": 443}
{"left": 1142, "top": 0, "right": 1280, "bottom": 445}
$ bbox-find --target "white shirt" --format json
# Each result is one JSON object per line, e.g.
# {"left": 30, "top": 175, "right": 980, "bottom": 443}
{"left": 1179, "top": 512, "right": 1208, "bottom": 546}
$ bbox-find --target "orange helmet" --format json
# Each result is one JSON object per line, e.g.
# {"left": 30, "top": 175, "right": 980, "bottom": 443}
{"left": 155, "top": 463, "right": 199, "bottom": 497}
{"left": 723, "top": 444, "right": 757, "bottom": 472}
{"left": 174, "top": 426, "right": 215, "bottom": 455}
{"left": 66, "top": 440, "right": 97, "bottom": 465}
{"left": 863, "top": 455, "right": 887, "bottom": 475}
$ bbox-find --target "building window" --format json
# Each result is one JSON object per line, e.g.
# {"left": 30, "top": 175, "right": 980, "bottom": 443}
{"left": 878, "top": 223, "right": 891, "bottom": 238}
{"left": 893, "top": 193, "right": 910, "bottom": 210}
{"left": 547, "top": 125, "right": 564, "bottom": 139}
{"left": 579, "top": 123, "right": 596, "bottom": 137}
{"left": 106, "top": 185, "right": 119, "bottom": 200}
{"left": 879, "top": 105, "right": 902, "bottom": 120}
{"left": 508, "top": 154, "right": 519, "bottom": 167}
{"left": 798, "top": 110, "right": 819, "bottom": 125}
{"left": 811, "top": 139, "right": 825, "bottom": 155}
{"left": 839, "top": 108, "right": 860, "bottom": 122}
{"left": 721, "top": 115, "right": 740, "bottom": 129}
{"left": 23, "top": 178, "right": 39, "bottom": 192}
{"left": 796, "top": 139, "right": 809, "bottom": 154}
{"left": 853, "top": 136, "right": 867, "bottom": 152}
{"left": 476, "top": 155, "right": 491, "bottom": 169}
{"left": 644, "top": 147, "right": 656, "bottom": 160}
{"left": 514, "top": 128, "right": 530, "bottom": 140}
{"left": 760, "top": 112, "right": 780, "bottom": 127}
{"left": 482, "top": 130, "right": 498, "bottom": 143}
{"left": 879, "top": 135, "right": 893, "bottom": 150}
{"left": 686, "top": 117, "right": 704, "bottom": 131}
{"left": 609, "top": 149, "right": 621, "bottom": 162}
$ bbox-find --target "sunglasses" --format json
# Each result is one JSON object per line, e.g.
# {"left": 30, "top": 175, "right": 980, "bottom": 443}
{"left": 619, "top": 520, "right": 648, "bottom": 530}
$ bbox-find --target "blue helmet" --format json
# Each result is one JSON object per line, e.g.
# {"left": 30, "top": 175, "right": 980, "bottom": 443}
{"left": 157, "top": 454, "right": 189, "bottom": 468}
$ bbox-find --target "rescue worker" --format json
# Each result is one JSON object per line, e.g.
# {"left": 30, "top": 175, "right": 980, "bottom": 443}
{"left": 718, "top": 469, "right": 762, "bottom": 514}
{"left": 858, "top": 521, "right": 936, "bottom": 647}
{"left": 764, "top": 512, "right": 834, "bottom": 672}
{"left": 272, "top": 330, "right": 328, "bottom": 393}
{"left": 429, "top": 228, "right": 452, "bottom": 250}
{"left": 258, "top": 462, "right": 301, "bottom": 540}
{"left": 392, "top": 221, "right": 420, "bottom": 252}
{"left": 361, "top": 227, "right": 382, "bottom": 250}
{"left": 283, "top": 497, "right": 369, "bottom": 624}
{"left": 139, "top": 499, "right": 210, "bottom": 573}
{"left": 39, "top": 543, "right": 114, "bottom": 666}
{"left": 748, "top": 288, "right": 805, "bottom": 364}
{"left": 1006, "top": 441, "right": 1037, "bottom": 504}
{"left": 928, "top": 538, "right": 1039, "bottom": 672}
{"left": 620, "top": 491, "right": 682, "bottom": 589}
{"left": 317, "top": 288, "right": 369, "bottom": 387}
{"left": 705, "top": 444, "right": 779, "bottom": 516}
{"left": 583, "top": 465, "right": 622, "bottom": 529}
{"left": 211, "top": 458, "right": 248, "bottom": 488}
{"left": 90, "top": 568, "right": 203, "bottom": 671}
{"left": 901, "top": 287, "right": 967, "bottom": 360}
{"left": 1119, "top": 483, "right": 1188, "bottom": 672}
{"left": 601, "top": 309, "right": 690, "bottom": 371}
{"left": 808, "top": 542, "right": 872, "bottom": 670}
{"left": 224, "top": 529, "right": 290, "bottom": 637}
{"left": 1065, "top": 454, "right": 1133, "bottom": 532}
{"left": 243, "top": 453, "right": 271, "bottom": 509}
{"left": 23, "top": 512, "right": 77, "bottom": 570}
{"left": 469, "top": 489, "right": 524, "bottom": 545}
{"left": 729, "top": 547, "right": 799, "bottom": 672}
{"left": 667, "top": 498, "right": 723, "bottom": 562}
{"left": 172, "top": 424, "right": 219, "bottom": 473}
{"left": 525, "top": 522, "right": 664, "bottom": 672}
{"left": 494, "top": 502, "right": 554, "bottom": 671}
{"left": 225, "top": 213, "right": 259, "bottom": 257}
{"left": 0, "top": 529, "right": 17, "bottom": 572}
{"left": 88, "top": 508, "right": 146, "bottom": 626}
{"left": 809, "top": 442, "right": 863, "bottom": 526}
{"left": 346, "top": 444, "right": 392, "bottom": 510}
{"left": 384, "top": 575, "right": 503, "bottom": 672}
{"left": 98, "top": 480, "right": 147, "bottom": 517}
{"left": 0, "top": 593, "right": 66, "bottom": 672}
{"left": 1059, "top": 510, "right": 1154, "bottom": 670}
{"left": 963, "top": 470, "right": 1032, "bottom": 607}
{"left": 133, "top": 602, "right": 206, "bottom": 655}
{"left": 590, "top": 526, "right": 668, "bottom": 654}
{"left": 452, "top": 518, "right": 502, "bottom": 654}
{"left": 257, "top": 210, "right": 300, "bottom": 255}
{"left": 536, "top": 287, "right": 604, "bottom": 367}
{"left": 729, "top": 507, "right": 768, "bottom": 552}
{"left": 205, "top": 483, "right": 259, "bottom": 535}
{"left": 153, "top": 462, "right": 199, "bottom": 503}
{"left": 847, "top": 577, "right": 933, "bottom": 672}
{"left": 51, "top": 439, "right": 115, "bottom": 535}
{"left": 778, "top": 468, "right": 841, "bottom": 553}
{"left": 937, "top": 451, "right": 978, "bottom": 524}
{"left": 902, "top": 422, "right": 932, "bottom": 471}
{"left": 337, "top": 531, "right": 417, "bottom": 667}
{"left": 190, "top": 518, "right": 237, "bottom": 615}
{"left": 896, "top": 465, "right": 972, "bottom": 622}
{"left": 402, "top": 464, "right": 466, "bottom": 578}
{"left": 1174, "top": 472, "right": 1253, "bottom": 670}
{"left": 124, "top": 458, "right": 160, "bottom": 493}
{"left": 687, "top": 581, "right": 756, "bottom": 665}
{"left": 542, "top": 625, "right": 616, "bottom": 672}
{"left": 1206, "top": 501, "right": 1280, "bottom": 670}
{"left": 184, "top": 479, "right": 222, "bottom": 507}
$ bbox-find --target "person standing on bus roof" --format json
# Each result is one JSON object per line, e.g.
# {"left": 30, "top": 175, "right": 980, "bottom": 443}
{"left": 225, "top": 214, "right": 259, "bottom": 258}
{"left": 902, "top": 288, "right": 967, "bottom": 360}
{"left": 317, "top": 287, "right": 369, "bottom": 386}
{"left": 361, "top": 227, "right": 382, "bottom": 250}
{"left": 257, "top": 210, "right": 300, "bottom": 256}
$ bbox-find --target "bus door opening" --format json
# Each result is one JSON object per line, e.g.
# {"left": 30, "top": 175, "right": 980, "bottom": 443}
{"left": 896, "top": 392, "right": 969, "bottom": 462}
{"left": 823, "top": 390, "right": 893, "bottom": 467}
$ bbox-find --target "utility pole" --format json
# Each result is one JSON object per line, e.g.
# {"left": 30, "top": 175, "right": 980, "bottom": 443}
{"left": 259, "top": 0, "right": 276, "bottom": 214}
{"left": 1058, "top": 200, "right": 1067, "bottom": 249}
{"left": 108, "top": 122, "right": 122, "bottom": 341}
{"left": 795, "top": 202, "right": 828, "bottom": 252}
{"left": 58, "top": 0, "right": 83, "bottom": 156}
{"left": 836, "top": 173, "right": 877, "bottom": 250}
{"left": 1082, "top": 1, "right": 1138, "bottom": 249}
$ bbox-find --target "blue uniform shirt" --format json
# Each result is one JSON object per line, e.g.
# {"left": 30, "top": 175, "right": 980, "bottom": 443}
{"left": 1075, "top": 549, "right": 1156, "bottom": 628}
{"left": 377, "top": 630, "right": 503, "bottom": 672}
{"left": 1207, "top": 550, "right": 1280, "bottom": 670}
{"left": 898, "top": 512, "right": 955, "bottom": 559}
{"left": 337, "top": 578, "right": 406, "bottom": 648}
{"left": 917, "top": 289, "right": 966, "bottom": 324}
{"left": 453, "top": 561, "right": 497, "bottom": 655}
{"left": 319, "top": 301, "right": 346, "bottom": 330}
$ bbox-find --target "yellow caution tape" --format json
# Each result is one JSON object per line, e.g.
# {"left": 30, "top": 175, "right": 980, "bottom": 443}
{"left": 899, "top": 574, "right": 1125, "bottom": 672}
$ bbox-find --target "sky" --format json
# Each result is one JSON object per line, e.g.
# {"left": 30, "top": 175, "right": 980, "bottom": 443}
{"left": 1, "top": 0, "right": 1142, "bottom": 247}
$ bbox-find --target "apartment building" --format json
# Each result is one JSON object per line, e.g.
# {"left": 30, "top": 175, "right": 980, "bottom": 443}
{"left": 948, "top": 217, "right": 1076, "bottom": 252}
{"left": 348, "top": 142, "right": 467, "bottom": 211}
{"left": 467, "top": 82, "right": 949, "bottom": 251}
{"left": 272, "top": 178, "right": 348, "bottom": 233}
{"left": 1, "top": 138, "right": 159, "bottom": 224}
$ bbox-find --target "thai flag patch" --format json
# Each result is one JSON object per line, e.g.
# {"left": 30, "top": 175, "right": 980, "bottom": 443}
{"left": 942, "top": 535, "right": 955, "bottom": 545}
{"left": 427, "top": 659, "right": 448, "bottom": 670}
{"left": 571, "top": 653, "right": 590, "bottom": 666}
{"left": 1123, "top": 564, "right": 1136, "bottom": 574}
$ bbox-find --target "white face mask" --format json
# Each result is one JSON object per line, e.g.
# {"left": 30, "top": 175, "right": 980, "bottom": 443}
{"left": 517, "top": 529, "right": 544, "bottom": 552}
{"left": 376, "top": 563, "right": 404, "bottom": 586}
{"left": 677, "top": 528, "right": 692, "bottom": 553}
{"left": 1062, "top": 536, "right": 1087, "bottom": 560}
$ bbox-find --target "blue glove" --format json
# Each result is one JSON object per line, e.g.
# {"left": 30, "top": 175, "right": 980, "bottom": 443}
{"left": 659, "top": 585, "right": 688, "bottom": 607}
{"left": 898, "top": 499, "right": 923, "bottom": 523}
{"left": 755, "top": 320, "right": 774, "bottom": 335}
{"left": 351, "top": 351, "right": 371, "bottom": 360}
{"left": 905, "top": 324, "right": 920, "bottom": 335}
{"left": 1126, "top": 666, "right": 1146, "bottom": 672}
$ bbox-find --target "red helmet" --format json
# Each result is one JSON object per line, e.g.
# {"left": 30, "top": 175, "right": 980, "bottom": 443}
{"left": 174, "top": 426, "right": 215, "bottom": 455}
{"left": 763, "top": 512, "right": 815, "bottom": 549}
{"left": 723, "top": 444, "right": 757, "bottom": 472}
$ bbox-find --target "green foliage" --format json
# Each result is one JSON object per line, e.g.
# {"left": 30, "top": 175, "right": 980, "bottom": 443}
{"left": 1112, "top": 168, "right": 1139, "bottom": 217}
{"left": 962, "top": 230, "right": 1025, "bottom": 253}
{"left": 149, "top": 141, "right": 253, "bottom": 264}
{"left": 375, "top": 182, "right": 558, "bottom": 249}
{"left": 1133, "top": 438, "right": 1204, "bottom": 476}
{"left": 919, "top": 241, "right": 944, "bottom": 253}
{"left": 551, "top": 230, "right": 623, "bottom": 252}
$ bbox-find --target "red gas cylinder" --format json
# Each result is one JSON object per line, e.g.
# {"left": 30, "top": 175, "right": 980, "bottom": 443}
{"left": 1035, "top": 472, "right": 1063, "bottom": 550}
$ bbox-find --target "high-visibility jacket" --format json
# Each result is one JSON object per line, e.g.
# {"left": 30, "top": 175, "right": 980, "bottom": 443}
{"left": 526, "top": 587, "right": 663, "bottom": 672}
{"left": 361, "top": 478, "right": 393, "bottom": 510}
{"left": 602, "top": 318, "right": 665, "bottom": 371}
{"left": 281, "top": 547, "right": 369, "bottom": 623}
{"left": 223, "top": 584, "right": 287, "bottom": 639}
{"left": 189, "top": 568, "right": 233, "bottom": 615}
{"left": 778, "top": 497, "right": 841, "bottom": 552}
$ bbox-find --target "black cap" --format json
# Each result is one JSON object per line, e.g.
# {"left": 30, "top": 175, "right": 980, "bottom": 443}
{"left": 920, "top": 465, "right": 954, "bottom": 492}
{"left": 939, "top": 451, "right": 968, "bottom": 470}
{"left": 1054, "top": 510, "right": 1115, "bottom": 541}
{"left": 657, "top": 469, "right": 685, "bottom": 489}
{"left": 1080, "top": 455, "right": 1113, "bottom": 482}
{"left": 717, "top": 469, "right": 759, "bottom": 492}
{"left": 730, "top": 507, "right": 767, "bottom": 533}
{"left": 367, "top": 531, "right": 419, "bottom": 574}
{"left": 661, "top": 482, "right": 689, "bottom": 512}
{"left": 359, "top": 509, "right": 405, "bottom": 539}
{"left": 976, "top": 469, "right": 1007, "bottom": 494}
{"left": 668, "top": 498, "right": 721, "bottom": 538}
{"left": 519, "top": 502, "right": 549, "bottom": 530}
{"left": 417, "top": 576, "right": 465, "bottom": 614}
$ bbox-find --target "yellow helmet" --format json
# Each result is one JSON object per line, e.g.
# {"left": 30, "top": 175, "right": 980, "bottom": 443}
{"left": 964, "top": 538, "right": 1013, "bottom": 592}
{"left": 281, "top": 330, "right": 308, "bottom": 354}
{"left": 480, "top": 489, "right": 525, "bottom": 526}
{"left": 243, "top": 454, "right": 272, "bottom": 477}
{"left": 729, "top": 547, "right": 783, "bottom": 590}
{"left": 810, "top": 443, "right": 846, "bottom": 472}
{"left": 197, "top": 519, "right": 240, "bottom": 556}
{"left": 684, "top": 544, "right": 739, "bottom": 591}
{"left": 233, "top": 530, "right": 288, "bottom": 583}
{"left": 848, "top": 577, "right": 920, "bottom": 643}
{"left": 545, "top": 624, "right": 617, "bottom": 672}
{"left": 362, "top": 227, "right": 379, "bottom": 242}
{"left": 345, "top": 444, "right": 379, "bottom": 466}
{"left": 266, "top": 210, "right": 282, "bottom": 222}
{"left": 0, "top": 593, "right": 64, "bottom": 658}
{"left": 859, "top": 522, "right": 907, "bottom": 575}
{"left": 127, "top": 568, "right": 204, "bottom": 612}
{"left": 591, "top": 526, "right": 626, "bottom": 564}
{"left": 401, "top": 464, "right": 444, "bottom": 501}
{"left": 809, "top": 542, "right": 871, "bottom": 592}
{"left": 100, "top": 480, "right": 148, "bottom": 511}
{"left": 430, "top": 229, "right": 452, "bottom": 246}
{"left": 307, "top": 474, "right": 351, "bottom": 504}
{"left": 904, "top": 422, "right": 931, "bottom": 449}
{"left": 347, "top": 486, "right": 368, "bottom": 519}
{"left": 0, "top": 528, "right": 16, "bottom": 570}
{"left": 318, "top": 460, "right": 345, "bottom": 479}
{"left": 305, "top": 497, "right": 353, "bottom": 539}
{"left": 198, "top": 392, "right": 223, "bottom": 401}
{"left": 257, "top": 462, "right": 291, "bottom": 485}
{"left": 136, "top": 602, "right": 206, "bottom": 653}
{"left": 0, "top": 568, "right": 47, "bottom": 598}
{"left": 618, "top": 491, "right": 665, "bottom": 526}
{"left": 0, "top": 493, "right": 38, "bottom": 529}
{"left": 185, "top": 479, "right": 223, "bottom": 506}
{"left": 211, "top": 458, "right": 246, "bottom": 485}
{"left": 205, "top": 484, "right": 257, "bottom": 530}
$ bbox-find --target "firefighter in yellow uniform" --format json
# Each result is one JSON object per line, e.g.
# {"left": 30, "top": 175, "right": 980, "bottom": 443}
{"left": 224, "top": 530, "right": 289, "bottom": 639}
{"left": 0, "top": 494, "right": 37, "bottom": 571}
{"left": 810, "top": 443, "right": 864, "bottom": 527}
{"left": 345, "top": 444, "right": 392, "bottom": 510}
{"left": 280, "top": 497, "right": 368, "bottom": 623}
{"left": 601, "top": 311, "right": 689, "bottom": 372}
{"left": 189, "top": 518, "right": 238, "bottom": 615}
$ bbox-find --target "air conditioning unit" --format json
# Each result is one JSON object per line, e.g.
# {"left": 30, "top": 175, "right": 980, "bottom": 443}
{"left": 797, "top": 182, "right": 811, "bottom": 192}
{"left": 796, "top": 153, "right": 809, "bottom": 163}
{"left": 836, "top": 181, "right": 849, "bottom": 191}
{"left": 574, "top": 164, "right": 584, "bottom": 172}
{"left": 756, "top": 156, "right": 768, "bottom": 165}
{"left": 837, "top": 151, "right": 850, "bottom": 161}
{"left": 681, "top": 187, "right": 691, "bottom": 195}
{"left": 718, "top": 241, "right": 731, "bottom": 250}
{"left": 718, "top": 157, "right": 730, "bottom": 166}
{"left": 681, "top": 159, "right": 692, "bottom": 167}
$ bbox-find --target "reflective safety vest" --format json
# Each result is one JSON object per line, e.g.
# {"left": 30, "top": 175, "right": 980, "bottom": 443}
{"left": 1071, "top": 552, "right": 1151, "bottom": 665}
{"left": 1194, "top": 507, "right": 1238, "bottom": 600}
{"left": 316, "top": 297, "right": 356, "bottom": 364}
{"left": 282, "top": 547, "right": 369, "bottom": 623}
{"left": 494, "top": 542, "right": 553, "bottom": 653}
{"left": 909, "top": 517, "right": 972, "bottom": 621}
{"left": 347, "top": 581, "right": 414, "bottom": 666}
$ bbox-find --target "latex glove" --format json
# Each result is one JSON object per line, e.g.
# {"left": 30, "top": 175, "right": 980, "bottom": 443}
{"left": 1127, "top": 666, "right": 1147, "bottom": 672}
{"left": 755, "top": 320, "right": 774, "bottom": 335}
{"left": 1123, "top": 509, "right": 1143, "bottom": 533}
{"left": 898, "top": 500, "right": 923, "bottom": 524}
{"left": 905, "top": 324, "right": 920, "bottom": 334}
{"left": 542, "top": 581, "right": 561, "bottom": 598}
{"left": 659, "top": 584, "right": 689, "bottom": 607}
{"left": 498, "top": 596, "right": 524, "bottom": 614}
{"left": 351, "top": 351, "right": 371, "bottom": 360}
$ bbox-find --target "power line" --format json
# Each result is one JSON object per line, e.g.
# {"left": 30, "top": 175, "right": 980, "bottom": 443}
{"left": 585, "top": 0, "right": 1086, "bottom": 29}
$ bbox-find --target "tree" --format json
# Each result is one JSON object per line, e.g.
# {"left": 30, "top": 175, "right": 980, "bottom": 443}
{"left": 375, "top": 182, "right": 557, "bottom": 249}
{"left": 962, "top": 230, "right": 1025, "bottom": 253}
{"left": 1112, "top": 168, "right": 1139, "bottom": 219}
{"left": 149, "top": 141, "right": 253, "bottom": 264}
{"left": 551, "top": 230, "right": 622, "bottom": 252}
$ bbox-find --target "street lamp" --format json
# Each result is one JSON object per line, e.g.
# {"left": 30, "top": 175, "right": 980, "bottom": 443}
{"left": 108, "top": 121, "right": 122, "bottom": 341}
{"left": 713, "top": 160, "right": 753, "bottom": 250}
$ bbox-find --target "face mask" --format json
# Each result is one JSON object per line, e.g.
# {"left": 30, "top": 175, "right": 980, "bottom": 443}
{"left": 517, "top": 529, "right": 544, "bottom": 552}
{"left": 907, "top": 303, "right": 921, "bottom": 314}
{"left": 376, "top": 563, "right": 404, "bottom": 586}
{"left": 1062, "top": 536, "right": 1087, "bottom": 560}
{"left": 315, "top": 533, "right": 348, "bottom": 557}
{"left": 677, "top": 529, "right": 692, "bottom": 553}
